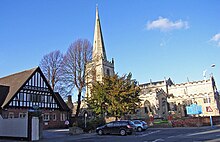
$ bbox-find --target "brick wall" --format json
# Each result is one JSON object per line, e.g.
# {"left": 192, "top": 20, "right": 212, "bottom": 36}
{"left": 1, "top": 108, "right": 68, "bottom": 129}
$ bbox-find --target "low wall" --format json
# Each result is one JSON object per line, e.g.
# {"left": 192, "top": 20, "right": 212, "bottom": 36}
{"left": 171, "top": 116, "right": 220, "bottom": 127}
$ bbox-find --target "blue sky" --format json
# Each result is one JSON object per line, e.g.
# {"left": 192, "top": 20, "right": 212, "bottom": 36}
{"left": 1, "top": 0, "right": 220, "bottom": 88}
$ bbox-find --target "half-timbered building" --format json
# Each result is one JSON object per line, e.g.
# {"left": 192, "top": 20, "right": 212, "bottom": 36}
{"left": 0, "top": 67, "right": 70, "bottom": 129}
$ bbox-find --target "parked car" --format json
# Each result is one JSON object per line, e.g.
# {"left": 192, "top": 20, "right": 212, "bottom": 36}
{"left": 132, "top": 120, "right": 148, "bottom": 132}
{"left": 96, "top": 120, "right": 136, "bottom": 136}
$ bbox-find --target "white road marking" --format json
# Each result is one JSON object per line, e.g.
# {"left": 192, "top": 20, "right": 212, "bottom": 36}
{"left": 187, "top": 129, "right": 220, "bottom": 136}
{"left": 137, "top": 130, "right": 161, "bottom": 137}
{"left": 152, "top": 138, "right": 165, "bottom": 142}
{"left": 167, "top": 135, "right": 175, "bottom": 138}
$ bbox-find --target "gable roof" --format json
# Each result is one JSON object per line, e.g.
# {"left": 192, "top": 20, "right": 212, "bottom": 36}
{"left": 0, "top": 67, "right": 70, "bottom": 112}
{"left": 0, "top": 67, "right": 38, "bottom": 108}
{"left": 0, "top": 85, "right": 10, "bottom": 107}
{"left": 54, "top": 92, "right": 70, "bottom": 111}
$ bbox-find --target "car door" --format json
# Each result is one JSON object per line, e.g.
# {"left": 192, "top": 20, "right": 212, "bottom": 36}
{"left": 113, "top": 121, "right": 121, "bottom": 134}
{"left": 105, "top": 122, "right": 114, "bottom": 134}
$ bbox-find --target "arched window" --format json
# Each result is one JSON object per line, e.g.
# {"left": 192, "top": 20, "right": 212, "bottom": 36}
{"left": 106, "top": 69, "right": 110, "bottom": 76}
{"left": 144, "top": 100, "right": 152, "bottom": 114}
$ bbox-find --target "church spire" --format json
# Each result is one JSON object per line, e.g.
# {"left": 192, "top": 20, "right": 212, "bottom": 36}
{"left": 92, "top": 5, "right": 107, "bottom": 61}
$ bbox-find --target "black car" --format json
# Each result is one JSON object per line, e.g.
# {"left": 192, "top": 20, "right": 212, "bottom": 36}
{"left": 96, "top": 120, "right": 136, "bottom": 136}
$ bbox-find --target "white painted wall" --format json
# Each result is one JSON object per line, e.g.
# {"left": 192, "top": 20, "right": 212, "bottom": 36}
{"left": 32, "top": 117, "right": 39, "bottom": 141}
{"left": 0, "top": 118, "right": 28, "bottom": 137}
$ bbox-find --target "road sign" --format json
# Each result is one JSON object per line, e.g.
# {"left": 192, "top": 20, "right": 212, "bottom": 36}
{"left": 206, "top": 106, "right": 213, "bottom": 112}
{"left": 186, "top": 104, "right": 202, "bottom": 115}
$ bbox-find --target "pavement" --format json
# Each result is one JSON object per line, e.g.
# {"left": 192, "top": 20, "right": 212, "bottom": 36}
{"left": 42, "top": 129, "right": 71, "bottom": 139}
{"left": 39, "top": 129, "right": 96, "bottom": 142}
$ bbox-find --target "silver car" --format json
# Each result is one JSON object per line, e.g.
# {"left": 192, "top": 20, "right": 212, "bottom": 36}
{"left": 132, "top": 120, "right": 148, "bottom": 132}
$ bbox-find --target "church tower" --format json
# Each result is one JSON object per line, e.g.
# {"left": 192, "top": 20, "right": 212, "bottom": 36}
{"left": 85, "top": 6, "right": 115, "bottom": 98}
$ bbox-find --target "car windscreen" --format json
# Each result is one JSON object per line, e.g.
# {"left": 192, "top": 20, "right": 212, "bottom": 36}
{"left": 128, "top": 121, "right": 135, "bottom": 125}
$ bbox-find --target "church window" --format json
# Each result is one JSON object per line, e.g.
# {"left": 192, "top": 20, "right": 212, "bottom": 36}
{"left": 173, "top": 104, "right": 177, "bottom": 111}
{"left": 106, "top": 69, "right": 110, "bottom": 76}
{"left": 203, "top": 98, "right": 211, "bottom": 103}
{"left": 144, "top": 107, "right": 148, "bottom": 113}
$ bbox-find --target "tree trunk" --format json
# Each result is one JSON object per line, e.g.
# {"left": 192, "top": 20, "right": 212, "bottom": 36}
{"left": 75, "top": 91, "right": 82, "bottom": 118}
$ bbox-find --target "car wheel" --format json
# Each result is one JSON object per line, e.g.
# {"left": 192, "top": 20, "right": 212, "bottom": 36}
{"left": 98, "top": 129, "right": 103, "bottom": 135}
{"left": 120, "top": 129, "right": 126, "bottom": 136}
{"left": 137, "top": 127, "right": 142, "bottom": 132}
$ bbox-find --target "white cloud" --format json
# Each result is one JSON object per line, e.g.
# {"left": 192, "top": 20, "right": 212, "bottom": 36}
{"left": 146, "top": 17, "right": 189, "bottom": 32}
{"left": 210, "top": 33, "right": 220, "bottom": 47}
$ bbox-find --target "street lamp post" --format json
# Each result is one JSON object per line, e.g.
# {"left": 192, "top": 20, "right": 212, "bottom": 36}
{"left": 85, "top": 112, "right": 88, "bottom": 128}
{"left": 203, "top": 64, "right": 215, "bottom": 128}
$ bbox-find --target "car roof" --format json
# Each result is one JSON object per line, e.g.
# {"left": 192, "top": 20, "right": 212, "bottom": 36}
{"left": 132, "top": 120, "right": 142, "bottom": 121}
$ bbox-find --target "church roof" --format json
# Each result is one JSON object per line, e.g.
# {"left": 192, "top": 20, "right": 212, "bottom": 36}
{"left": 139, "top": 78, "right": 174, "bottom": 87}
{"left": 92, "top": 6, "right": 107, "bottom": 61}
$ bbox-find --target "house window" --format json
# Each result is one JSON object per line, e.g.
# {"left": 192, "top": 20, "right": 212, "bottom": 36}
{"left": 60, "top": 113, "right": 66, "bottom": 121}
{"left": 33, "top": 94, "right": 37, "bottom": 102}
{"left": 19, "top": 113, "right": 26, "bottom": 118}
{"left": 47, "top": 96, "right": 52, "bottom": 103}
{"left": 43, "top": 113, "right": 50, "bottom": 121}
{"left": 27, "top": 93, "right": 32, "bottom": 101}
{"left": 8, "top": 112, "right": 14, "bottom": 118}
{"left": 19, "top": 93, "right": 24, "bottom": 101}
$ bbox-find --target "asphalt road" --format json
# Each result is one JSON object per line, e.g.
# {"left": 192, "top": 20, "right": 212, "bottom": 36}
{"left": 38, "top": 126, "right": 220, "bottom": 142}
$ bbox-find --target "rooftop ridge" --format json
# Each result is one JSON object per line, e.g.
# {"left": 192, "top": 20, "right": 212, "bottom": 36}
{"left": 0, "top": 66, "right": 38, "bottom": 80}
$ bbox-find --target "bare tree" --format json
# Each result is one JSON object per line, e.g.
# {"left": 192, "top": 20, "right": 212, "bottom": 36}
{"left": 62, "top": 39, "right": 92, "bottom": 118}
{"left": 39, "top": 50, "right": 63, "bottom": 92}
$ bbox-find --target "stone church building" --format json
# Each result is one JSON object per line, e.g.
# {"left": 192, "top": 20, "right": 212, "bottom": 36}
{"left": 85, "top": 6, "right": 115, "bottom": 98}
{"left": 76, "top": 7, "right": 220, "bottom": 121}
{"left": 137, "top": 76, "right": 220, "bottom": 119}
{"left": 72, "top": 6, "right": 115, "bottom": 115}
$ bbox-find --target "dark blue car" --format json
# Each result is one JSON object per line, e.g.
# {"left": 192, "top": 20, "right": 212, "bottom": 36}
{"left": 96, "top": 120, "right": 136, "bottom": 136}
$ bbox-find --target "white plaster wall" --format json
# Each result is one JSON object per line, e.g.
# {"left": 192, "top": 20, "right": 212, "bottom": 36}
{"left": 0, "top": 118, "right": 28, "bottom": 137}
{"left": 32, "top": 117, "right": 39, "bottom": 141}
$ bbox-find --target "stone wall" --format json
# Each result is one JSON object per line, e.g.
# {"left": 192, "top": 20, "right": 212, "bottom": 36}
{"left": 138, "top": 77, "right": 220, "bottom": 119}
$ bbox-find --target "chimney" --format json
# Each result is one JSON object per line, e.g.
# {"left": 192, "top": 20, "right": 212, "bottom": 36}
{"left": 67, "top": 95, "right": 73, "bottom": 109}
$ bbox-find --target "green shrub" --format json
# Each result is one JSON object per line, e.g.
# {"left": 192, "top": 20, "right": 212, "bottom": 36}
{"left": 74, "top": 117, "right": 106, "bottom": 132}
{"left": 154, "top": 120, "right": 168, "bottom": 124}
